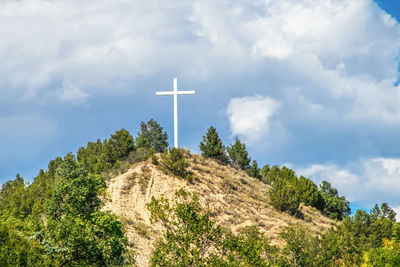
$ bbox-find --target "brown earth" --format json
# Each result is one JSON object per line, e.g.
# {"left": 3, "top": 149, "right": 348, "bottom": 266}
{"left": 103, "top": 151, "right": 336, "bottom": 266}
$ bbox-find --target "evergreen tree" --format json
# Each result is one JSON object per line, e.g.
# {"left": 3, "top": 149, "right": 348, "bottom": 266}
{"left": 247, "top": 160, "right": 261, "bottom": 180}
{"left": 319, "top": 181, "right": 350, "bottom": 220}
{"left": 269, "top": 178, "right": 300, "bottom": 216}
{"left": 136, "top": 119, "right": 168, "bottom": 153}
{"left": 102, "top": 128, "right": 135, "bottom": 168}
{"left": 261, "top": 165, "right": 297, "bottom": 185}
{"left": 77, "top": 139, "right": 104, "bottom": 174}
{"left": 297, "top": 176, "right": 325, "bottom": 210}
{"left": 199, "top": 126, "right": 228, "bottom": 163}
{"left": 227, "top": 137, "right": 251, "bottom": 170}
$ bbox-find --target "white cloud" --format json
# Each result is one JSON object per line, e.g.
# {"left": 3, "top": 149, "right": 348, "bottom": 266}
{"left": 58, "top": 82, "right": 89, "bottom": 105}
{"left": 296, "top": 158, "right": 400, "bottom": 210}
{"left": 0, "top": 0, "right": 399, "bottom": 125}
{"left": 226, "top": 95, "right": 280, "bottom": 145}
{"left": 296, "top": 164, "right": 361, "bottom": 202}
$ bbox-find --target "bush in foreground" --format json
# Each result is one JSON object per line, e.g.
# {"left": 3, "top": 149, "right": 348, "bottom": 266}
{"left": 160, "top": 148, "right": 187, "bottom": 178}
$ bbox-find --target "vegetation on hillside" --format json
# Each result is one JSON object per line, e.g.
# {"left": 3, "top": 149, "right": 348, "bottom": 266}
{"left": 148, "top": 189, "right": 284, "bottom": 266}
{"left": 199, "top": 126, "right": 229, "bottom": 164}
{"left": 1, "top": 121, "right": 399, "bottom": 266}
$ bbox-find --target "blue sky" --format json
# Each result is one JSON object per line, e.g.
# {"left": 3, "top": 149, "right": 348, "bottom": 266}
{"left": 1, "top": 0, "right": 400, "bottom": 215}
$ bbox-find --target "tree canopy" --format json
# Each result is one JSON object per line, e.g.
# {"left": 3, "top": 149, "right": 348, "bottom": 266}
{"left": 227, "top": 137, "right": 251, "bottom": 170}
{"left": 199, "top": 126, "right": 228, "bottom": 164}
{"left": 136, "top": 119, "right": 169, "bottom": 153}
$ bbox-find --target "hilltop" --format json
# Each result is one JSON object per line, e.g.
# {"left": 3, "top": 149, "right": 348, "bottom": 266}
{"left": 103, "top": 150, "right": 335, "bottom": 266}
{"left": 0, "top": 122, "right": 397, "bottom": 266}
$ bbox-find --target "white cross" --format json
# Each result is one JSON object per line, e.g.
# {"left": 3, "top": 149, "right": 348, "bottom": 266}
{"left": 156, "top": 78, "right": 195, "bottom": 148}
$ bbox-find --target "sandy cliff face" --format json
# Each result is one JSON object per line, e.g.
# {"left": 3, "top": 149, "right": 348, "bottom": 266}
{"left": 103, "top": 152, "right": 335, "bottom": 266}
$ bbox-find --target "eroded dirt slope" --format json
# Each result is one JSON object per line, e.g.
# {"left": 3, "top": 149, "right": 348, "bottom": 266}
{"left": 103, "top": 152, "right": 335, "bottom": 266}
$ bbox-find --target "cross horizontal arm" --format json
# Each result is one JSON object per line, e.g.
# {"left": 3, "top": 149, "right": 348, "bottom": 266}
{"left": 177, "top": 90, "right": 195, "bottom": 95}
{"left": 156, "top": 90, "right": 195, "bottom": 96}
{"left": 156, "top": 91, "right": 174, "bottom": 96}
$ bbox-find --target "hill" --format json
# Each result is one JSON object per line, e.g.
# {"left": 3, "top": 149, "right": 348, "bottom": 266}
{"left": 1, "top": 123, "right": 397, "bottom": 266}
{"left": 103, "top": 150, "right": 335, "bottom": 266}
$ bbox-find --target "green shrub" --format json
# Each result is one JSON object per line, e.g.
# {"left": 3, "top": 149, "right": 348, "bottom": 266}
{"left": 362, "top": 240, "right": 400, "bottom": 266}
{"left": 185, "top": 174, "right": 193, "bottom": 183}
{"left": 261, "top": 165, "right": 297, "bottom": 185}
{"left": 297, "top": 176, "right": 325, "bottom": 210}
{"left": 269, "top": 178, "right": 300, "bottom": 216}
{"left": 160, "top": 148, "right": 187, "bottom": 178}
{"left": 151, "top": 154, "right": 159, "bottom": 165}
{"left": 279, "top": 224, "right": 320, "bottom": 266}
{"left": 147, "top": 189, "right": 281, "bottom": 266}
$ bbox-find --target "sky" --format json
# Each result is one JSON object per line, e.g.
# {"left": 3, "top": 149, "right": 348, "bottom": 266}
{"left": 1, "top": 0, "right": 400, "bottom": 215}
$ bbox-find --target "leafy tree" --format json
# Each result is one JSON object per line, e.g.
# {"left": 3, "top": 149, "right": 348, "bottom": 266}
{"left": 317, "top": 227, "right": 344, "bottom": 266}
{"left": 320, "top": 180, "right": 350, "bottom": 220}
{"left": 46, "top": 153, "right": 133, "bottom": 266}
{"left": 362, "top": 239, "right": 400, "bottom": 266}
{"left": 0, "top": 174, "right": 30, "bottom": 218}
{"left": 227, "top": 137, "right": 251, "bottom": 170}
{"left": 148, "top": 189, "right": 280, "bottom": 266}
{"left": 222, "top": 226, "right": 282, "bottom": 266}
{"left": 148, "top": 189, "right": 224, "bottom": 266}
{"left": 325, "top": 205, "right": 396, "bottom": 266}
{"left": 136, "top": 119, "right": 169, "bottom": 153}
{"left": 393, "top": 223, "right": 400, "bottom": 243}
{"left": 269, "top": 178, "right": 300, "bottom": 216}
{"left": 368, "top": 203, "right": 396, "bottom": 248}
{"left": 279, "top": 224, "right": 320, "bottom": 267}
{"left": 46, "top": 156, "right": 103, "bottom": 220}
{"left": 247, "top": 160, "right": 262, "bottom": 180}
{"left": 0, "top": 215, "right": 49, "bottom": 266}
{"left": 77, "top": 139, "right": 104, "bottom": 174}
{"left": 160, "top": 148, "right": 187, "bottom": 178}
{"left": 297, "top": 176, "right": 325, "bottom": 210}
{"left": 199, "top": 126, "right": 228, "bottom": 164}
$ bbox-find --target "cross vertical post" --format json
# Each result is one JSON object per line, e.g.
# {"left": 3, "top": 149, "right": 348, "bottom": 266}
{"left": 156, "top": 78, "right": 195, "bottom": 148}
{"left": 174, "top": 78, "right": 178, "bottom": 148}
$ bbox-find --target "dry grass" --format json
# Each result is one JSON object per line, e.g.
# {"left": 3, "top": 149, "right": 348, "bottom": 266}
{"left": 221, "top": 176, "right": 239, "bottom": 192}
{"left": 122, "top": 172, "right": 137, "bottom": 194}
{"left": 132, "top": 221, "right": 151, "bottom": 239}
{"left": 119, "top": 215, "right": 135, "bottom": 226}
{"left": 139, "top": 165, "right": 152, "bottom": 195}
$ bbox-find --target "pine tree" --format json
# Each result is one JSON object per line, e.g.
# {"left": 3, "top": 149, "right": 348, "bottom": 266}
{"left": 102, "top": 129, "right": 135, "bottom": 168}
{"left": 247, "top": 160, "right": 261, "bottom": 180}
{"left": 199, "top": 126, "right": 228, "bottom": 164}
{"left": 136, "top": 119, "right": 169, "bottom": 153}
{"left": 297, "top": 176, "right": 325, "bottom": 210}
{"left": 227, "top": 137, "right": 251, "bottom": 170}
